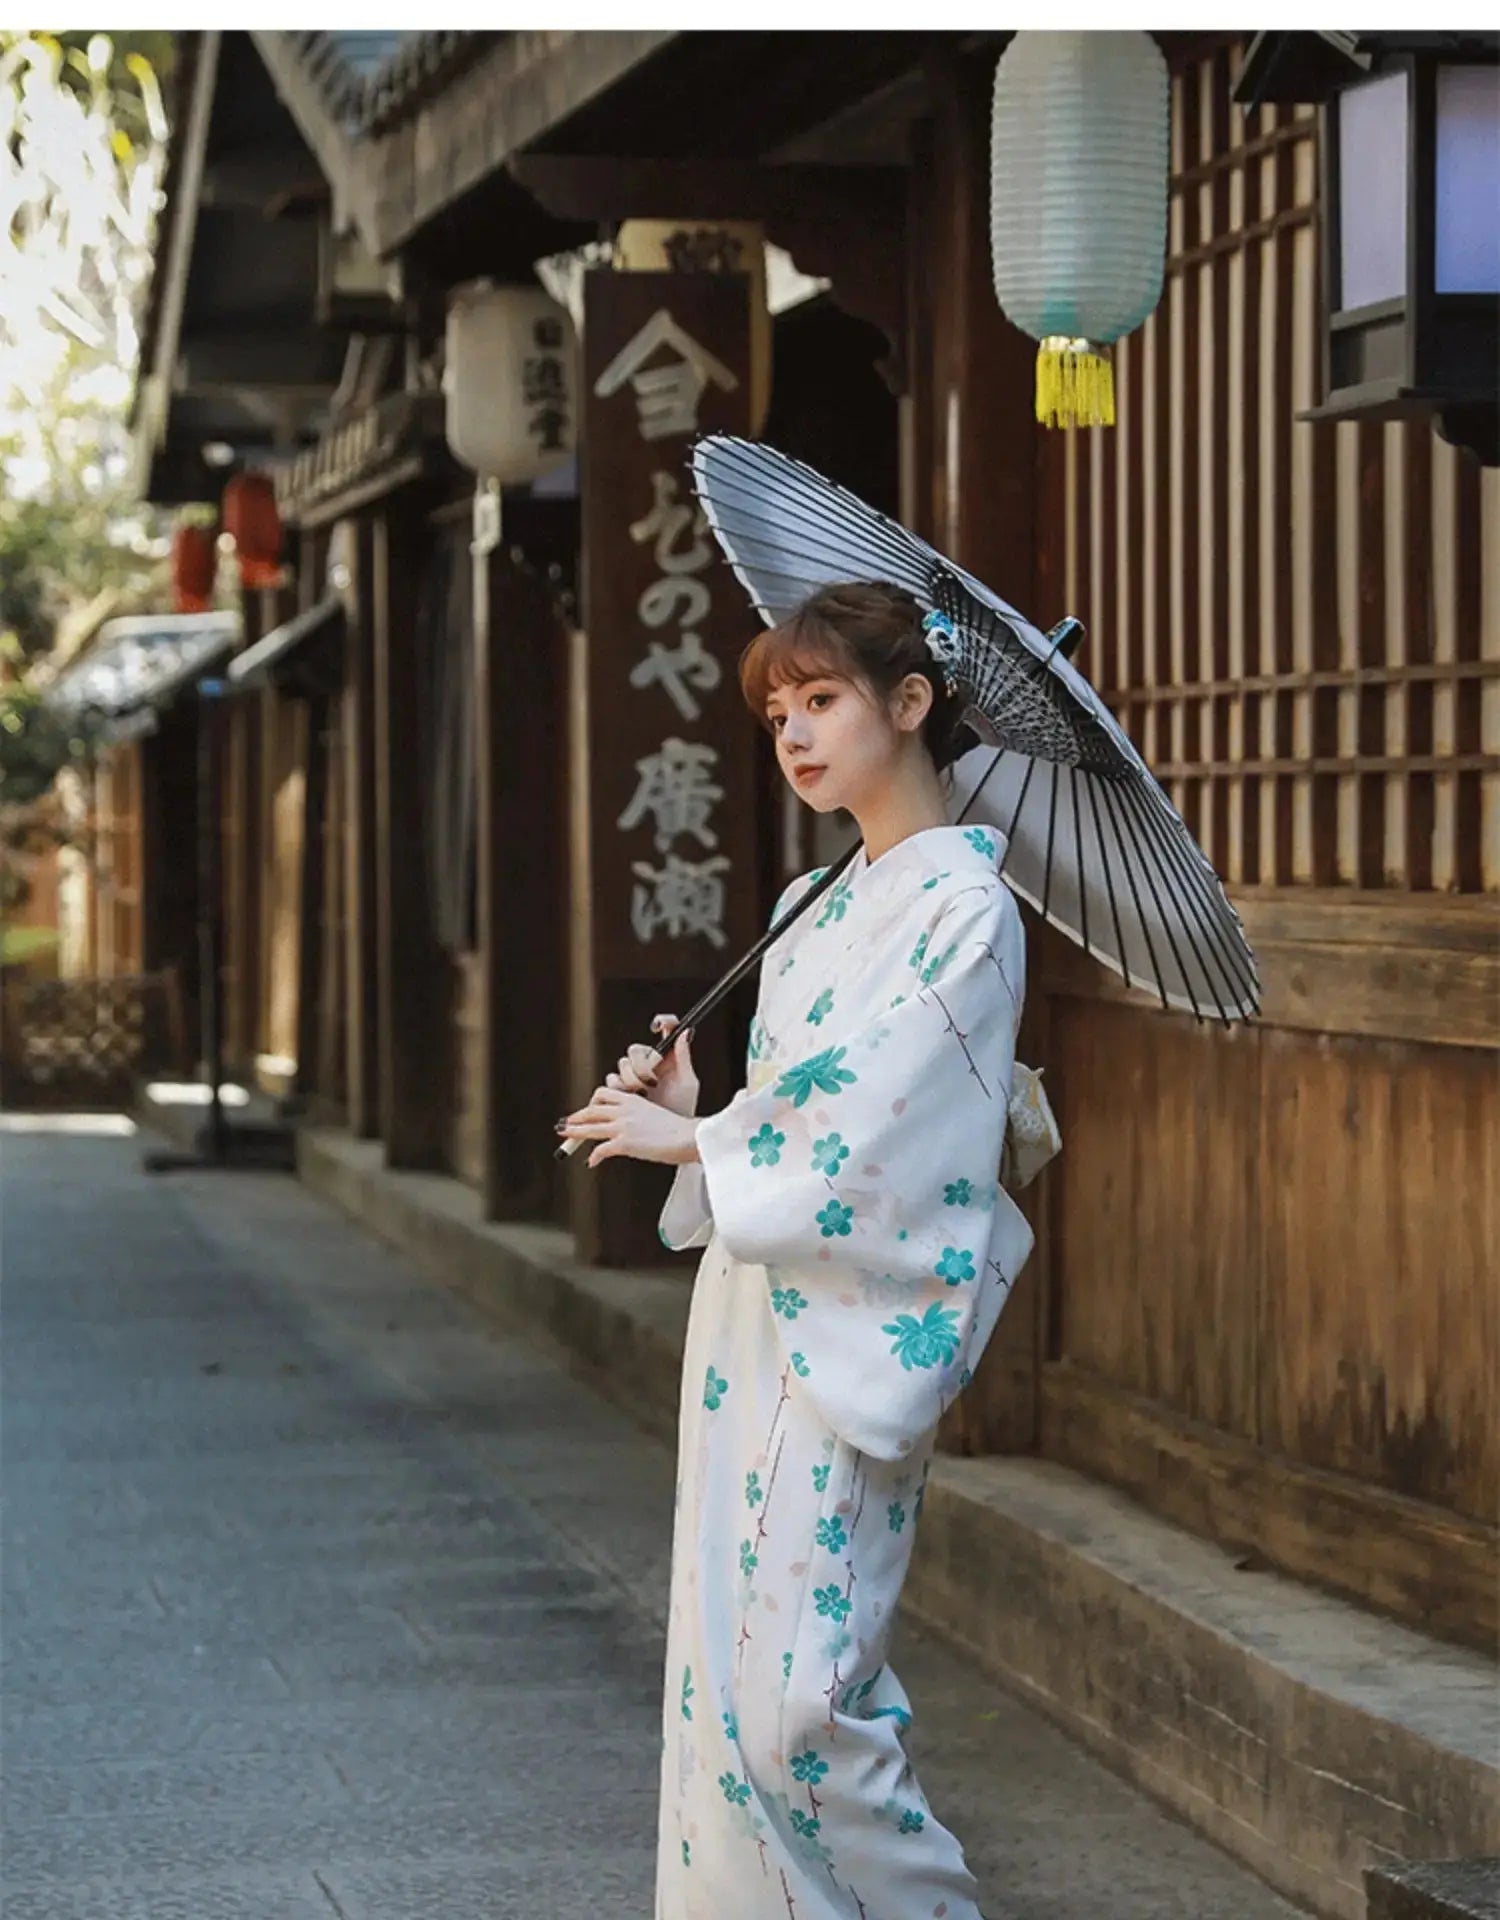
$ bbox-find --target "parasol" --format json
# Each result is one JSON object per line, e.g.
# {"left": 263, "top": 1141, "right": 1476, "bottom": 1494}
{"left": 691, "top": 433, "right": 1259, "bottom": 1023}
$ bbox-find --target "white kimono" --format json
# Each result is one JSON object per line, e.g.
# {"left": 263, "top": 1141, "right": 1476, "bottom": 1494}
{"left": 655, "top": 822, "right": 1035, "bottom": 1920}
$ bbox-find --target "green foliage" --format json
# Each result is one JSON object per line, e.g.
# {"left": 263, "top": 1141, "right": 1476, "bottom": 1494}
{"left": 0, "top": 31, "right": 170, "bottom": 901}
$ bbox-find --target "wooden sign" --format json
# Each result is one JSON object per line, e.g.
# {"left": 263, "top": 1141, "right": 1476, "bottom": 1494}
{"left": 575, "top": 268, "right": 759, "bottom": 1263}
{"left": 582, "top": 270, "right": 758, "bottom": 976}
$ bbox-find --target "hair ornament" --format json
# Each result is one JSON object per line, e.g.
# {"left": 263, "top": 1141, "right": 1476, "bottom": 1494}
{"left": 920, "top": 608, "right": 963, "bottom": 698}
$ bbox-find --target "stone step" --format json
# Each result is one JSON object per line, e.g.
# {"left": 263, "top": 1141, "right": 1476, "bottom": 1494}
{"left": 298, "top": 1123, "right": 1500, "bottom": 1920}
{"left": 1365, "top": 1859, "right": 1500, "bottom": 1920}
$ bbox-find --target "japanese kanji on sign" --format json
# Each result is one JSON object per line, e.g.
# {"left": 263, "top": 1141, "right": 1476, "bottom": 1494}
{"left": 575, "top": 267, "right": 760, "bottom": 1259}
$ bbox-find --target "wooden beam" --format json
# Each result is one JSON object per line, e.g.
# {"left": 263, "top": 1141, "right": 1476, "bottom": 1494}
{"left": 511, "top": 156, "right": 909, "bottom": 377}
{"left": 177, "top": 329, "right": 344, "bottom": 393}
{"left": 368, "top": 31, "right": 675, "bottom": 256}
{"left": 1037, "top": 892, "right": 1500, "bottom": 1050}
{"left": 250, "top": 30, "right": 373, "bottom": 251}
{"left": 199, "top": 145, "right": 327, "bottom": 211}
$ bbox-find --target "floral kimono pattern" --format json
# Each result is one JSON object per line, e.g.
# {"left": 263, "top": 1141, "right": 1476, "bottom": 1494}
{"left": 655, "top": 823, "right": 1034, "bottom": 1920}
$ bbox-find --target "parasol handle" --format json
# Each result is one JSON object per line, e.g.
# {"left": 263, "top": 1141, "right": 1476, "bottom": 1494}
{"left": 555, "top": 844, "right": 858, "bottom": 1160}
{"left": 555, "top": 678, "right": 1079, "bottom": 1169}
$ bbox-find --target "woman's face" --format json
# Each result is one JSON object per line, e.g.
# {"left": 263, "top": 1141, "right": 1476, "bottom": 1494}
{"left": 765, "top": 669, "right": 917, "bottom": 816}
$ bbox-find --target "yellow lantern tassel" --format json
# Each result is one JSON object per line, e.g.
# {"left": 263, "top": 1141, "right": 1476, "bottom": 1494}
{"left": 1035, "top": 337, "right": 1116, "bottom": 430}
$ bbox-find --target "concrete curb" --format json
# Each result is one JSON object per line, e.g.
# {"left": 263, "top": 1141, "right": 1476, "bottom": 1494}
{"left": 299, "top": 1125, "right": 1500, "bottom": 1920}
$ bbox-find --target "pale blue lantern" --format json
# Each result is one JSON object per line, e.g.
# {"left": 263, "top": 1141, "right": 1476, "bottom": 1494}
{"left": 990, "top": 31, "right": 1170, "bottom": 428}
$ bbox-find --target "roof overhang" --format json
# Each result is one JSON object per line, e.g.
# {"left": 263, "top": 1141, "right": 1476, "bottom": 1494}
{"left": 228, "top": 593, "right": 344, "bottom": 697}
{"left": 131, "top": 32, "right": 373, "bottom": 506}
{"left": 44, "top": 614, "right": 243, "bottom": 723}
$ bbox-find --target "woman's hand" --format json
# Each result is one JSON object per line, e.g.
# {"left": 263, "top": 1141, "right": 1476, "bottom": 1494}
{"left": 557, "top": 1085, "right": 701, "bottom": 1170}
{"left": 603, "top": 1014, "right": 699, "bottom": 1118}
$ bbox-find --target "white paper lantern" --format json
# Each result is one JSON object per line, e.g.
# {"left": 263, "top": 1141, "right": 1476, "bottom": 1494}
{"left": 991, "top": 31, "right": 1169, "bottom": 429}
{"left": 443, "top": 280, "right": 578, "bottom": 483}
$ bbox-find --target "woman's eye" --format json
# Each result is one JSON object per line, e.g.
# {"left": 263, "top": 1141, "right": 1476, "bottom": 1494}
{"left": 808, "top": 692, "right": 832, "bottom": 710}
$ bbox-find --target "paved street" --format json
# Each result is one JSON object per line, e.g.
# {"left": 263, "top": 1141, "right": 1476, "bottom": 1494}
{"left": 0, "top": 1122, "right": 1307, "bottom": 1919}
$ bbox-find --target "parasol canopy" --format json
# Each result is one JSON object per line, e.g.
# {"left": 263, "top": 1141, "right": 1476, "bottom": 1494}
{"left": 691, "top": 433, "right": 1259, "bottom": 1023}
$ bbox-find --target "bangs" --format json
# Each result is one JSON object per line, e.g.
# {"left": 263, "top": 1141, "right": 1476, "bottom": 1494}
{"left": 738, "top": 606, "right": 856, "bottom": 722}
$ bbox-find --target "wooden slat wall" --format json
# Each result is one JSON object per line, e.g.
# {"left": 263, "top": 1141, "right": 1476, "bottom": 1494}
{"left": 1048, "top": 41, "right": 1499, "bottom": 896}
{"left": 1024, "top": 43, "right": 1499, "bottom": 1643}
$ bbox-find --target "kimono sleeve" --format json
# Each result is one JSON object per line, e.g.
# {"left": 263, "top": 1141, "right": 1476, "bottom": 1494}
{"left": 658, "top": 868, "right": 828, "bottom": 1254}
{"left": 693, "top": 880, "right": 1034, "bottom": 1459}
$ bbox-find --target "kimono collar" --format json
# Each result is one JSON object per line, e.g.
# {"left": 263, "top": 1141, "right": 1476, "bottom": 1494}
{"left": 856, "top": 821, "right": 1008, "bottom": 885}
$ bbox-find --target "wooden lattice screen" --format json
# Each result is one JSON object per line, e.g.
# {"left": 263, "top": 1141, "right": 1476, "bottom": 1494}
{"left": 0, "top": 970, "right": 185, "bottom": 1109}
{"left": 1048, "top": 40, "right": 1499, "bottom": 895}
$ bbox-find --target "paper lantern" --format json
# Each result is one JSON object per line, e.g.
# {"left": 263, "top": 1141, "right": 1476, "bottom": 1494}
{"left": 990, "top": 31, "right": 1169, "bottom": 429}
{"left": 171, "top": 521, "right": 216, "bottom": 613}
{"left": 222, "top": 472, "right": 283, "bottom": 590}
{"left": 443, "top": 281, "right": 578, "bottom": 484}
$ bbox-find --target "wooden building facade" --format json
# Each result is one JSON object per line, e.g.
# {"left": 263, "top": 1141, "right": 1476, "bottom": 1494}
{"left": 131, "top": 29, "right": 1496, "bottom": 1671}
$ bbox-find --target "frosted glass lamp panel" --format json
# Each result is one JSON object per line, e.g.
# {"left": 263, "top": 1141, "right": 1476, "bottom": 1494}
{"left": 1338, "top": 71, "right": 1409, "bottom": 312}
{"left": 1435, "top": 64, "right": 1500, "bottom": 295}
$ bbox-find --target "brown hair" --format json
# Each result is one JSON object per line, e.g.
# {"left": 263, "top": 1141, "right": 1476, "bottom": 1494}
{"left": 738, "top": 581, "right": 966, "bottom": 767}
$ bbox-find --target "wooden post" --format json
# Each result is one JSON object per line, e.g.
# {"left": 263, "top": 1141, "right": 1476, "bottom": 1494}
{"left": 572, "top": 269, "right": 760, "bottom": 1266}
{"left": 373, "top": 498, "right": 449, "bottom": 1168}
{"left": 343, "top": 516, "right": 381, "bottom": 1137}
{"left": 475, "top": 544, "right": 569, "bottom": 1220}
{"left": 922, "top": 52, "right": 1046, "bottom": 1458}
{"left": 293, "top": 690, "right": 329, "bottom": 1104}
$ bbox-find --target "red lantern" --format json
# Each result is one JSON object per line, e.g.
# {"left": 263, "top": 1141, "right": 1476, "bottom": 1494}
{"left": 171, "top": 522, "right": 217, "bottom": 613}
{"left": 222, "top": 471, "right": 283, "bottom": 590}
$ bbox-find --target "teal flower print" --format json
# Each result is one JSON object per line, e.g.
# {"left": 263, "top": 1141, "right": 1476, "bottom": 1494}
{"left": 739, "top": 1539, "right": 759, "bottom": 1577}
{"left": 718, "top": 1772, "right": 751, "bottom": 1807}
{"left": 964, "top": 827, "right": 997, "bottom": 860}
{"left": 681, "top": 1666, "right": 694, "bottom": 1721}
{"left": 814, "top": 1584, "right": 851, "bottom": 1622}
{"left": 883, "top": 1302, "right": 963, "bottom": 1372}
{"left": 816, "top": 1199, "right": 854, "bottom": 1239}
{"left": 703, "top": 1367, "right": 728, "bottom": 1411}
{"left": 748, "top": 1122, "right": 785, "bottom": 1168}
{"left": 943, "top": 1178, "right": 973, "bottom": 1207}
{"left": 771, "top": 1285, "right": 808, "bottom": 1320}
{"left": 811, "top": 1462, "right": 830, "bottom": 1493}
{"left": 774, "top": 1046, "right": 857, "bottom": 1107}
{"left": 745, "top": 1470, "right": 763, "bottom": 1508}
{"left": 806, "top": 987, "right": 834, "bottom": 1027}
{"left": 936, "top": 1246, "right": 976, "bottom": 1286}
{"left": 899, "top": 1807, "right": 926, "bottom": 1834}
{"left": 682, "top": 1839, "right": 691, "bottom": 1866}
{"left": 815, "top": 1516, "right": 848, "bottom": 1553}
{"left": 783, "top": 1650, "right": 794, "bottom": 1680}
{"left": 888, "top": 1501, "right": 906, "bottom": 1534}
{"left": 747, "top": 1016, "right": 768, "bottom": 1062}
{"left": 908, "top": 931, "right": 929, "bottom": 971}
{"left": 790, "top": 1751, "right": 829, "bottom": 1786}
{"left": 920, "top": 943, "right": 958, "bottom": 986}
{"left": 722, "top": 1710, "right": 739, "bottom": 1740}
{"left": 815, "top": 878, "right": 852, "bottom": 928}
{"left": 790, "top": 1808, "right": 822, "bottom": 1838}
{"left": 790, "top": 1352, "right": 810, "bottom": 1378}
{"left": 811, "top": 1132, "right": 849, "bottom": 1178}
{"left": 889, "top": 994, "right": 907, "bottom": 1010}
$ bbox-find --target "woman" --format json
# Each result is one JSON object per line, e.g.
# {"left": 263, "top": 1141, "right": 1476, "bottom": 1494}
{"left": 560, "top": 581, "right": 1035, "bottom": 1919}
